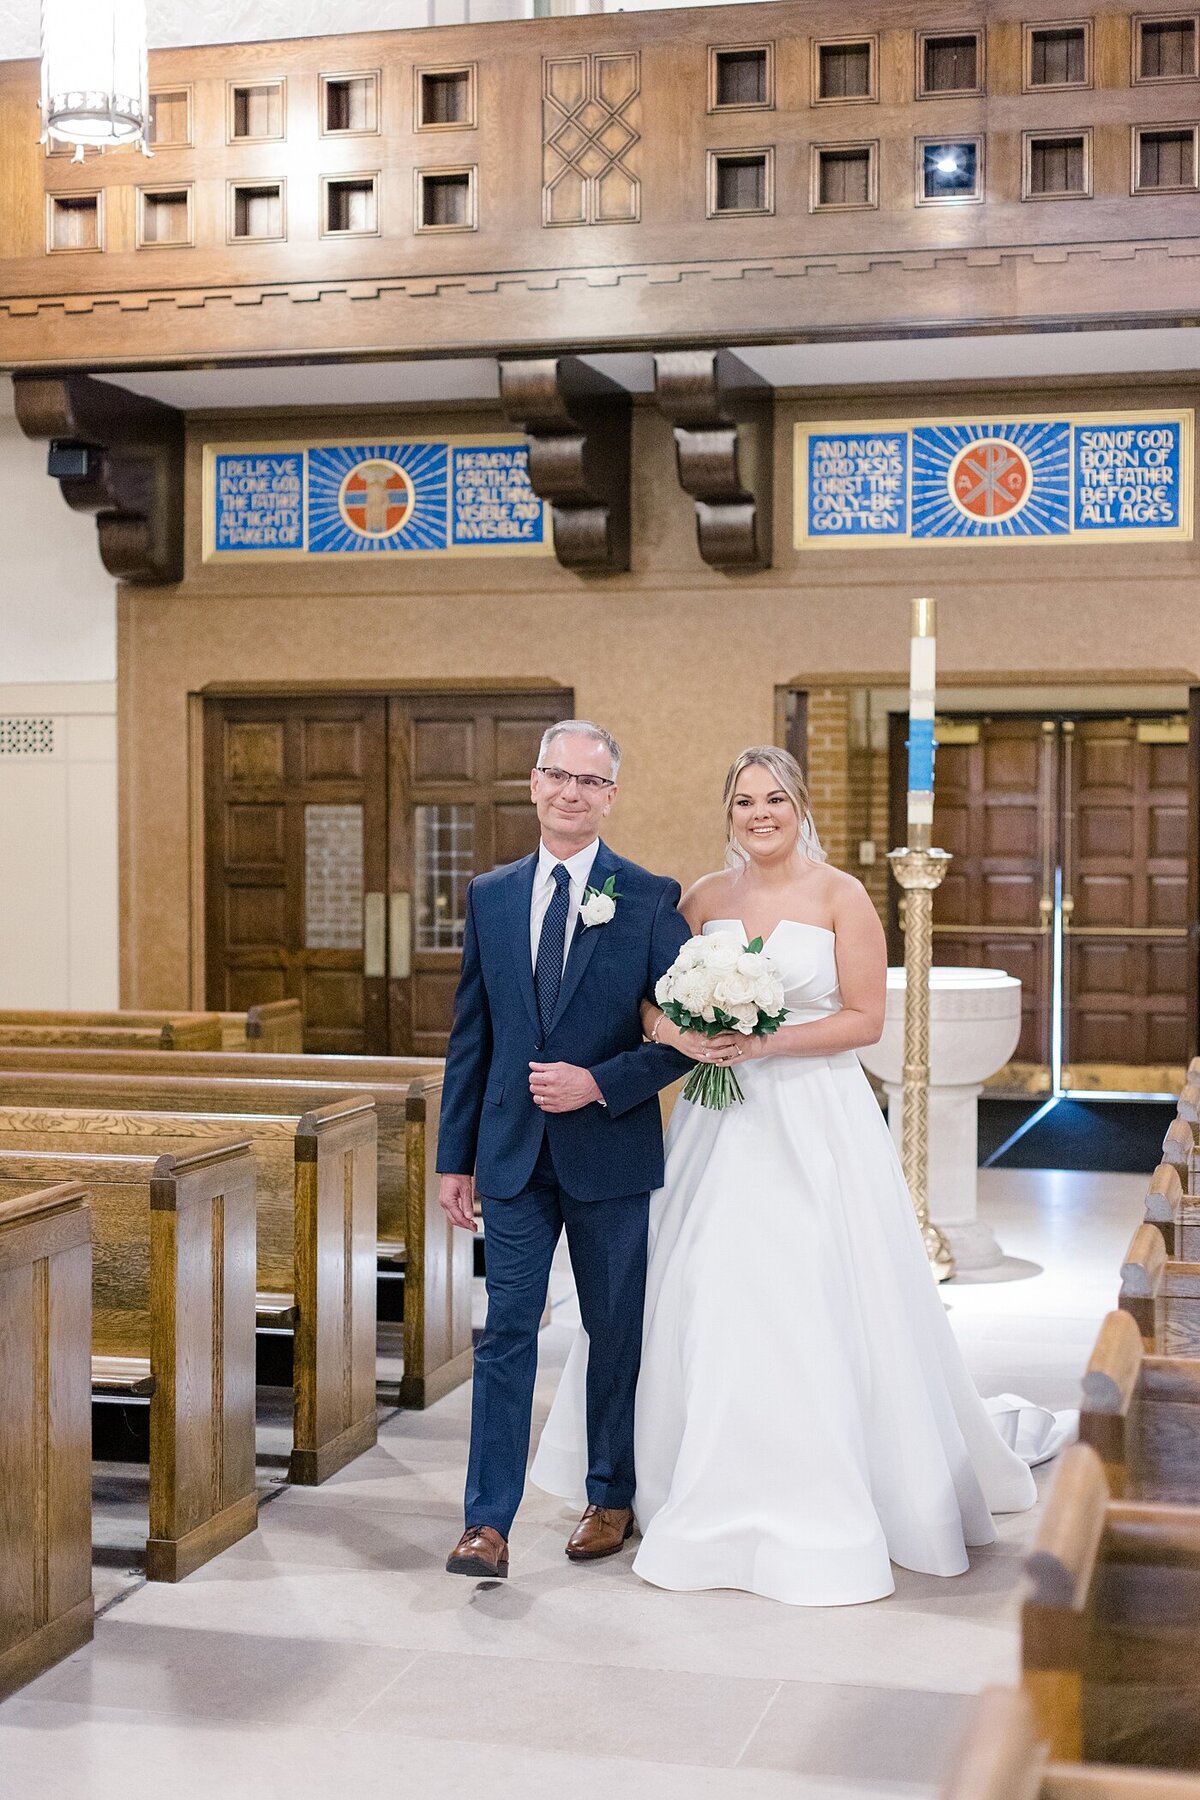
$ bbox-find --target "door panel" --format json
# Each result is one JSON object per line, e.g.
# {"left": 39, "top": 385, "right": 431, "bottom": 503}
{"left": 887, "top": 707, "right": 1196, "bottom": 1091}
{"left": 388, "top": 693, "right": 569, "bottom": 1056}
{"left": 205, "top": 696, "right": 389, "bottom": 1053}
{"left": 924, "top": 716, "right": 1055, "bottom": 1074}
{"left": 1062, "top": 717, "right": 1189, "bottom": 1079}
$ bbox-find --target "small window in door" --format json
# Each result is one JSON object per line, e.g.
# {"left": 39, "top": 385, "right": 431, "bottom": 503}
{"left": 415, "top": 805, "right": 476, "bottom": 950}
{"left": 305, "top": 803, "right": 364, "bottom": 950}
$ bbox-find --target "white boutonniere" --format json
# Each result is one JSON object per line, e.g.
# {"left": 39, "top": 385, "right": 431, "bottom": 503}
{"left": 580, "top": 873, "right": 619, "bottom": 928}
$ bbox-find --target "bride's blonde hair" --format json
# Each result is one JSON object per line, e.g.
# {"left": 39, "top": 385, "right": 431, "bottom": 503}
{"left": 722, "top": 745, "right": 827, "bottom": 869}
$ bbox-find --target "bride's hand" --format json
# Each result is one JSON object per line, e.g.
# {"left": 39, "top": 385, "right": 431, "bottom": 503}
{"left": 676, "top": 1028, "right": 744, "bottom": 1065}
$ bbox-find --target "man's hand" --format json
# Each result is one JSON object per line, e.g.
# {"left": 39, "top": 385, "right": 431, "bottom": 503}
{"left": 439, "top": 1173, "right": 478, "bottom": 1232}
{"left": 529, "top": 1061, "right": 604, "bottom": 1114}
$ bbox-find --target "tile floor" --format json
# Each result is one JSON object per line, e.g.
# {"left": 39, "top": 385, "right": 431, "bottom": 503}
{"left": 0, "top": 1168, "right": 1145, "bottom": 1800}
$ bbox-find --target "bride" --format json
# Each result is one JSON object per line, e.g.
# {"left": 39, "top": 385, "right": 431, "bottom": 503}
{"left": 531, "top": 743, "right": 1045, "bottom": 1607}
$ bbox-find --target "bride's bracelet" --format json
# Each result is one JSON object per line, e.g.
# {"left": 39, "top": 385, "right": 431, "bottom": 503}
{"left": 649, "top": 1013, "right": 666, "bottom": 1044}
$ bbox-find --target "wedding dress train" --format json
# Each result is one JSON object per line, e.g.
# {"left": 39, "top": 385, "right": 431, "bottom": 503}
{"left": 531, "top": 918, "right": 1071, "bottom": 1607}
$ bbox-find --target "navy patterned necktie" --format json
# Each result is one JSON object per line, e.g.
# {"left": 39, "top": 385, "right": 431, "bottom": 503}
{"left": 535, "top": 862, "right": 571, "bottom": 1035}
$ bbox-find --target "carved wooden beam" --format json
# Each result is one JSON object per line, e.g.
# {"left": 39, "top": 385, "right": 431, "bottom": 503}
{"left": 653, "top": 349, "right": 774, "bottom": 572}
{"left": 498, "top": 357, "right": 630, "bottom": 575}
{"left": 12, "top": 372, "right": 184, "bottom": 585}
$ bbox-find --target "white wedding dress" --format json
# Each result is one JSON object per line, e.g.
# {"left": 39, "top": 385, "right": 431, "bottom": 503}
{"left": 532, "top": 919, "right": 1066, "bottom": 1607}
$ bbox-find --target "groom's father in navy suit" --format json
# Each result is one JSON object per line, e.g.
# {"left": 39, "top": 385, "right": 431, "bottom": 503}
{"left": 438, "top": 721, "right": 691, "bottom": 1578}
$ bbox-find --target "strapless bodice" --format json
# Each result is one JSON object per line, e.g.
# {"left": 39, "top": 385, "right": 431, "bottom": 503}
{"left": 702, "top": 918, "right": 842, "bottom": 1023}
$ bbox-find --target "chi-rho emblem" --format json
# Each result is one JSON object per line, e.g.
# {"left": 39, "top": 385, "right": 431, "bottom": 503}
{"left": 947, "top": 440, "right": 1032, "bottom": 521}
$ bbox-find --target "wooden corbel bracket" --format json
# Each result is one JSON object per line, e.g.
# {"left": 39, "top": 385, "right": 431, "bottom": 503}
{"left": 12, "top": 372, "right": 184, "bottom": 585}
{"left": 653, "top": 349, "right": 774, "bottom": 572}
{"left": 498, "top": 356, "right": 631, "bottom": 575}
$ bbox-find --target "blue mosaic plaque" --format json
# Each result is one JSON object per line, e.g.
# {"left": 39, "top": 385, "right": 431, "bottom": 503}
{"left": 1073, "top": 421, "right": 1183, "bottom": 532}
{"left": 212, "top": 452, "right": 304, "bottom": 553}
{"left": 795, "top": 412, "right": 1193, "bottom": 549}
{"left": 805, "top": 430, "right": 908, "bottom": 538}
{"left": 451, "top": 445, "right": 546, "bottom": 547}
{"left": 204, "top": 437, "right": 551, "bottom": 560}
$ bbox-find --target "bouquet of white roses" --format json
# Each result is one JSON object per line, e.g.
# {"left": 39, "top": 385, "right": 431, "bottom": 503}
{"left": 655, "top": 932, "right": 788, "bottom": 1109}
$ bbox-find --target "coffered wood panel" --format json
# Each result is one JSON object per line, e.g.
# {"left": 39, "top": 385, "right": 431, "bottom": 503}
{"left": 388, "top": 691, "right": 568, "bottom": 1055}
{"left": 889, "top": 709, "right": 1199, "bottom": 1087}
{"left": 1062, "top": 715, "right": 1190, "bottom": 1071}
{"left": 542, "top": 53, "right": 641, "bottom": 227}
{"left": 4, "top": 2, "right": 1200, "bottom": 366}
{"left": 204, "top": 696, "right": 389, "bottom": 1053}
{"left": 891, "top": 714, "right": 1055, "bottom": 1069}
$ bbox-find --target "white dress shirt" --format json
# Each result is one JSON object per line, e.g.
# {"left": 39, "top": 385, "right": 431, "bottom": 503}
{"left": 530, "top": 838, "right": 600, "bottom": 973}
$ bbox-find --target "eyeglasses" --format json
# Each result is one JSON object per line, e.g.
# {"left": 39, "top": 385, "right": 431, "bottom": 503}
{"left": 535, "top": 765, "right": 615, "bottom": 794}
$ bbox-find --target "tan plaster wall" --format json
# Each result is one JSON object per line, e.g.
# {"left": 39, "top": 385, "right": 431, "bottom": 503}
{"left": 120, "top": 380, "right": 1200, "bottom": 1007}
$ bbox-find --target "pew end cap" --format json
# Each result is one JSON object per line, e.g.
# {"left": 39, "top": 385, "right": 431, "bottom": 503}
{"left": 1120, "top": 1224, "right": 1168, "bottom": 1300}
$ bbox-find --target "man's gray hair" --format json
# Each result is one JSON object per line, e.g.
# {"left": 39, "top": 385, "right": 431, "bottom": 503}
{"left": 537, "top": 719, "right": 621, "bottom": 778}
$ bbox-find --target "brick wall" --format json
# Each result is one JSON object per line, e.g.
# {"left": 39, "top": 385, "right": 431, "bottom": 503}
{"left": 805, "top": 688, "right": 851, "bottom": 873}
{"left": 805, "top": 686, "right": 891, "bottom": 928}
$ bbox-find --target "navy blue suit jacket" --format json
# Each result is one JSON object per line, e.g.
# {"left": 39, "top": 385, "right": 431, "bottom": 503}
{"left": 436, "top": 841, "right": 692, "bottom": 1202}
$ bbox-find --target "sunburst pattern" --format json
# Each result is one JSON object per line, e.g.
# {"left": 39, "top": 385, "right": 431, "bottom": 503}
{"left": 912, "top": 420, "right": 1070, "bottom": 539}
{"left": 308, "top": 442, "right": 448, "bottom": 554}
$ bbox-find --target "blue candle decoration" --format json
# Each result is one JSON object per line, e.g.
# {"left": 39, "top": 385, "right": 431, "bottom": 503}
{"left": 907, "top": 716, "right": 936, "bottom": 795}
{"left": 906, "top": 598, "right": 937, "bottom": 838}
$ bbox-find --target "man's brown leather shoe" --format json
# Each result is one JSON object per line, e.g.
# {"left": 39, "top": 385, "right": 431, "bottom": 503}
{"left": 446, "top": 1525, "right": 509, "bottom": 1578}
{"left": 565, "top": 1505, "right": 635, "bottom": 1562}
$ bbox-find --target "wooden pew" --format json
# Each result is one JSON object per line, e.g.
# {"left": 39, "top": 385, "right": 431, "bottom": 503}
{"left": 943, "top": 1686, "right": 1200, "bottom": 1800}
{"left": 1159, "top": 1118, "right": 1194, "bottom": 1188}
{"left": 1022, "top": 1442, "right": 1200, "bottom": 1771}
{"left": 0, "top": 1046, "right": 438, "bottom": 1259}
{"left": 0, "top": 1183, "right": 93, "bottom": 1699}
{"left": 1119, "top": 1224, "right": 1200, "bottom": 1358}
{"left": 1143, "top": 1164, "right": 1185, "bottom": 1261}
{"left": 217, "top": 1001, "right": 304, "bottom": 1054}
{"left": 1176, "top": 1082, "right": 1200, "bottom": 1124}
{"left": 0, "top": 1046, "right": 443, "bottom": 1085}
{"left": 0, "top": 1011, "right": 223, "bottom": 1051}
{"left": 0, "top": 1144, "right": 257, "bottom": 1581}
{"left": 0, "top": 1063, "right": 467, "bottom": 1409}
{"left": 0, "top": 1099, "right": 378, "bottom": 1485}
{"left": 1081, "top": 1309, "right": 1200, "bottom": 1504}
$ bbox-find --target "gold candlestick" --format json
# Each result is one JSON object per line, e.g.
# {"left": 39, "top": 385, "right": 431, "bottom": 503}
{"left": 893, "top": 594, "right": 956, "bottom": 1283}
{"left": 889, "top": 848, "right": 956, "bottom": 1282}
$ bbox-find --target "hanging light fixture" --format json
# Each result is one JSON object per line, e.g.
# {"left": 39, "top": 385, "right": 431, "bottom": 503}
{"left": 40, "top": 0, "right": 150, "bottom": 160}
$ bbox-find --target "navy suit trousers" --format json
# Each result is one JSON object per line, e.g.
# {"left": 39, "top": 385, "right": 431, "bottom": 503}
{"left": 465, "top": 1136, "right": 649, "bottom": 1539}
